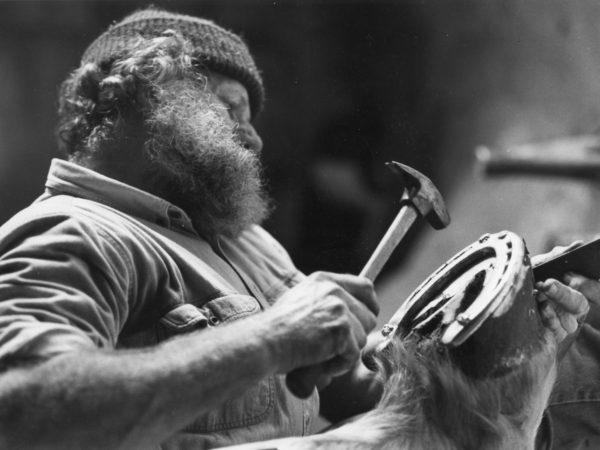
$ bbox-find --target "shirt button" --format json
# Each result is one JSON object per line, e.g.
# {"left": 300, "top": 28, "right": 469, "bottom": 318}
{"left": 209, "top": 316, "right": 220, "bottom": 325}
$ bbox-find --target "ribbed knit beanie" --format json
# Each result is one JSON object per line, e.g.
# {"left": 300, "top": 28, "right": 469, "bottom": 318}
{"left": 81, "top": 7, "right": 265, "bottom": 118}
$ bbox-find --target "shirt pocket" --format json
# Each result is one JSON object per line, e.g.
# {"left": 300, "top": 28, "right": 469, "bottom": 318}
{"left": 161, "top": 294, "right": 275, "bottom": 433}
{"left": 156, "top": 303, "right": 210, "bottom": 340}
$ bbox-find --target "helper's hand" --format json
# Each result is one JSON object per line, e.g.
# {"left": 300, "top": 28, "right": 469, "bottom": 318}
{"left": 535, "top": 277, "right": 589, "bottom": 345}
{"left": 262, "top": 272, "right": 378, "bottom": 389}
{"left": 532, "top": 242, "right": 597, "bottom": 348}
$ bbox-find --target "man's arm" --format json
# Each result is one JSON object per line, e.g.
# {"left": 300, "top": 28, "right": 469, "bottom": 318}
{"left": 0, "top": 272, "right": 378, "bottom": 450}
{"left": 0, "top": 318, "right": 276, "bottom": 450}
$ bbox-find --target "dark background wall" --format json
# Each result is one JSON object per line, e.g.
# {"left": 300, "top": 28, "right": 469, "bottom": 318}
{"left": 2, "top": 0, "right": 600, "bottom": 323}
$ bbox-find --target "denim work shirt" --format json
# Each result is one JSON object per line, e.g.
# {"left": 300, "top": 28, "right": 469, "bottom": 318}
{"left": 0, "top": 159, "right": 319, "bottom": 449}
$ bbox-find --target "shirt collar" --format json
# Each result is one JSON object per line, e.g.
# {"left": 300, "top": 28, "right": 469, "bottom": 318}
{"left": 42, "top": 158, "right": 197, "bottom": 234}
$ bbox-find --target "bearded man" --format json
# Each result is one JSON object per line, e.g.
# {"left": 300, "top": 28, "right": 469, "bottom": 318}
{"left": 0, "top": 7, "right": 594, "bottom": 450}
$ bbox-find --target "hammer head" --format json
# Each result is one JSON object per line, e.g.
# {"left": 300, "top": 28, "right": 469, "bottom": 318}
{"left": 387, "top": 161, "right": 450, "bottom": 230}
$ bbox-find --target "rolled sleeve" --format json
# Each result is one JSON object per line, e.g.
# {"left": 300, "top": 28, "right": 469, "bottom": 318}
{"left": 0, "top": 212, "right": 132, "bottom": 365}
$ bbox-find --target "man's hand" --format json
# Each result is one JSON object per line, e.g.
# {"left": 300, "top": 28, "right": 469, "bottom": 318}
{"left": 261, "top": 272, "right": 379, "bottom": 387}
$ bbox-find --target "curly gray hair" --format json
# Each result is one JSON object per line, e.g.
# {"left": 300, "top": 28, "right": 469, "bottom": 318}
{"left": 56, "top": 31, "right": 207, "bottom": 162}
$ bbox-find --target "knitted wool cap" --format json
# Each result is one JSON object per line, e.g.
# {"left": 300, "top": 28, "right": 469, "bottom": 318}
{"left": 81, "top": 7, "right": 265, "bottom": 118}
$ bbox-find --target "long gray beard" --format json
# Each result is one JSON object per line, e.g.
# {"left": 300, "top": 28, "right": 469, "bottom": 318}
{"left": 144, "top": 80, "right": 272, "bottom": 239}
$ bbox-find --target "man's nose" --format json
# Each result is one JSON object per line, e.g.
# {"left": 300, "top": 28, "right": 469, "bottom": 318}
{"left": 236, "top": 123, "right": 263, "bottom": 153}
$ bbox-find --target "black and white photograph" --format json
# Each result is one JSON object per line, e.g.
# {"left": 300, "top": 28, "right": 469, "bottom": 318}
{"left": 0, "top": 1, "right": 598, "bottom": 448}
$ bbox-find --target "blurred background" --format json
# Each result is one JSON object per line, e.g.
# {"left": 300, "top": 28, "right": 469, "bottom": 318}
{"left": 2, "top": 0, "right": 600, "bottom": 323}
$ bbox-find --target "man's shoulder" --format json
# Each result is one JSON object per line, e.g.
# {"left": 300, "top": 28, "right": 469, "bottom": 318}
{"left": 6, "top": 194, "right": 128, "bottom": 224}
{"left": 0, "top": 194, "right": 139, "bottom": 244}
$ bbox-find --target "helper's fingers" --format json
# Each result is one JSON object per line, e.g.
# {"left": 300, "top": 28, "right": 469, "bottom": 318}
{"left": 561, "top": 311, "right": 580, "bottom": 335}
{"left": 538, "top": 300, "right": 567, "bottom": 343}
{"left": 535, "top": 278, "right": 589, "bottom": 317}
{"left": 538, "top": 300, "right": 560, "bottom": 331}
{"left": 563, "top": 272, "right": 600, "bottom": 306}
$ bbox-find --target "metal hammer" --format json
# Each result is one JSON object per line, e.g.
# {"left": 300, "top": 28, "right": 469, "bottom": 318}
{"left": 286, "top": 161, "right": 451, "bottom": 398}
{"left": 360, "top": 161, "right": 451, "bottom": 280}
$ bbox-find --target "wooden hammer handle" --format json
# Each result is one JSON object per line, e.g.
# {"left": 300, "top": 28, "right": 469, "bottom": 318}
{"left": 360, "top": 206, "right": 419, "bottom": 281}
